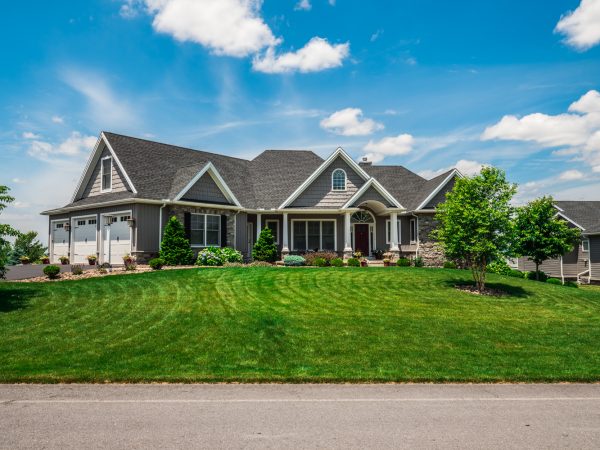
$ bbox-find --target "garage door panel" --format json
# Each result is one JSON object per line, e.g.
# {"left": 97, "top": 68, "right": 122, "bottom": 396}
{"left": 52, "top": 222, "right": 69, "bottom": 263}
{"left": 102, "top": 214, "right": 131, "bottom": 264}
{"left": 73, "top": 217, "right": 97, "bottom": 264}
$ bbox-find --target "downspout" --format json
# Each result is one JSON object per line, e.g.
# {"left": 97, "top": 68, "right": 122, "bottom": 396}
{"left": 158, "top": 202, "right": 167, "bottom": 247}
{"left": 560, "top": 256, "right": 564, "bottom": 284}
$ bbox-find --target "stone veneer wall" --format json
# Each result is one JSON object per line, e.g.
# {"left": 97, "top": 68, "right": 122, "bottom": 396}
{"left": 417, "top": 214, "right": 445, "bottom": 267}
{"left": 167, "top": 205, "right": 237, "bottom": 252}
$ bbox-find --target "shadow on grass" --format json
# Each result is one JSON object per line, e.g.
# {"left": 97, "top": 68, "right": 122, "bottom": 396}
{"left": 0, "top": 285, "right": 42, "bottom": 313}
{"left": 443, "top": 279, "right": 531, "bottom": 298}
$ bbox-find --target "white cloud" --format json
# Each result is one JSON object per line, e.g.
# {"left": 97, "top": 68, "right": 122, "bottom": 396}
{"left": 11, "top": 178, "right": 25, "bottom": 184}
{"left": 294, "top": 0, "right": 311, "bottom": 11}
{"left": 320, "top": 107, "right": 383, "bottom": 136}
{"left": 559, "top": 169, "right": 585, "bottom": 181}
{"left": 27, "top": 132, "right": 97, "bottom": 161}
{"left": 51, "top": 115, "right": 64, "bottom": 124}
{"left": 481, "top": 90, "right": 600, "bottom": 171}
{"left": 361, "top": 134, "right": 414, "bottom": 163}
{"left": 370, "top": 29, "right": 383, "bottom": 42}
{"left": 419, "top": 159, "right": 486, "bottom": 179}
{"left": 252, "top": 37, "right": 349, "bottom": 73}
{"left": 22, "top": 131, "right": 40, "bottom": 139}
{"left": 555, "top": 0, "right": 600, "bottom": 50}
{"left": 120, "top": 0, "right": 143, "bottom": 18}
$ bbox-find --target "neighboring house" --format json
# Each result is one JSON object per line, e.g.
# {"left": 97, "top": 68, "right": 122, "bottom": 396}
{"left": 41, "top": 132, "right": 460, "bottom": 265}
{"left": 518, "top": 201, "right": 600, "bottom": 283}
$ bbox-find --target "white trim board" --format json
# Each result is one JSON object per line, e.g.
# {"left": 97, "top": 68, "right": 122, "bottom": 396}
{"left": 416, "top": 169, "right": 460, "bottom": 211}
{"left": 279, "top": 147, "right": 373, "bottom": 209}
{"left": 555, "top": 212, "right": 586, "bottom": 231}
{"left": 173, "top": 162, "right": 242, "bottom": 207}
{"left": 342, "top": 178, "right": 403, "bottom": 209}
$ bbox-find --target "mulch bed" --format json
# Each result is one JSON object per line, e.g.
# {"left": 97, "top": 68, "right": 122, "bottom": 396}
{"left": 455, "top": 284, "right": 508, "bottom": 297}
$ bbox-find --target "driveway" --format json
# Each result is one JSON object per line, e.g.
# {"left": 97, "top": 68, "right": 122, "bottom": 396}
{"left": 4, "top": 264, "right": 95, "bottom": 281}
{"left": 1, "top": 384, "right": 599, "bottom": 449}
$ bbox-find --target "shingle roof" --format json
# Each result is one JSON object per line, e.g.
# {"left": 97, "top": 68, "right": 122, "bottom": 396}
{"left": 56, "top": 132, "right": 455, "bottom": 211}
{"left": 555, "top": 201, "right": 600, "bottom": 234}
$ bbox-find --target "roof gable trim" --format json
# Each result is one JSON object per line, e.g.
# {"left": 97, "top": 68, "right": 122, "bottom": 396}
{"left": 342, "top": 178, "right": 404, "bottom": 209}
{"left": 415, "top": 169, "right": 461, "bottom": 210}
{"left": 555, "top": 211, "right": 586, "bottom": 231}
{"left": 173, "top": 162, "right": 242, "bottom": 207}
{"left": 278, "top": 147, "right": 371, "bottom": 209}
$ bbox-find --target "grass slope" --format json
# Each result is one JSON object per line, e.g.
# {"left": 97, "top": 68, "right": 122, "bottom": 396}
{"left": 1, "top": 267, "right": 600, "bottom": 383}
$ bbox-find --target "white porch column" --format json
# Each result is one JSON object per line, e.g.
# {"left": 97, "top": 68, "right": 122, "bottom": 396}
{"left": 281, "top": 212, "right": 289, "bottom": 256}
{"left": 390, "top": 211, "right": 400, "bottom": 253}
{"left": 343, "top": 212, "right": 353, "bottom": 259}
{"left": 256, "top": 213, "right": 262, "bottom": 241}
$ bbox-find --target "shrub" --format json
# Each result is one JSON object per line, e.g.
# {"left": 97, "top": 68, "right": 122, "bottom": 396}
{"left": 546, "top": 278, "right": 562, "bottom": 285}
{"left": 525, "top": 270, "right": 548, "bottom": 282}
{"left": 148, "top": 258, "right": 165, "bottom": 270}
{"left": 313, "top": 257, "right": 328, "bottom": 267}
{"left": 487, "top": 259, "right": 512, "bottom": 275}
{"left": 71, "top": 264, "right": 84, "bottom": 275}
{"left": 507, "top": 269, "right": 523, "bottom": 278}
{"left": 219, "top": 247, "right": 243, "bottom": 263}
{"left": 413, "top": 256, "right": 424, "bottom": 267}
{"left": 43, "top": 265, "right": 60, "bottom": 279}
{"left": 248, "top": 260, "right": 273, "bottom": 267}
{"left": 284, "top": 255, "right": 305, "bottom": 266}
{"left": 252, "top": 228, "right": 278, "bottom": 262}
{"left": 196, "top": 247, "right": 224, "bottom": 266}
{"left": 564, "top": 281, "right": 579, "bottom": 288}
{"left": 160, "top": 216, "right": 194, "bottom": 265}
{"left": 330, "top": 257, "right": 344, "bottom": 267}
{"left": 347, "top": 257, "right": 360, "bottom": 267}
{"left": 396, "top": 257, "right": 411, "bottom": 267}
{"left": 443, "top": 261, "right": 457, "bottom": 269}
{"left": 303, "top": 251, "right": 337, "bottom": 266}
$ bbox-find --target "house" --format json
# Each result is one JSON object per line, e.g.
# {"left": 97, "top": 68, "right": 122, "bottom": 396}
{"left": 41, "top": 132, "right": 460, "bottom": 265}
{"left": 517, "top": 201, "right": 600, "bottom": 283}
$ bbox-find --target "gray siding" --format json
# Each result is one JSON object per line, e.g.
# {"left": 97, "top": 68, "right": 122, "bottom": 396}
{"left": 181, "top": 172, "right": 230, "bottom": 204}
{"left": 135, "top": 204, "right": 161, "bottom": 253}
{"left": 235, "top": 213, "right": 248, "bottom": 254}
{"left": 82, "top": 145, "right": 129, "bottom": 198}
{"left": 425, "top": 176, "right": 456, "bottom": 209}
{"left": 351, "top": 186, "right": 393, "bottom": 207}
{"left": 590, "top": 236, "right": 600, "bottom": 281}
{"left": 518, "top": 257, "right": 563, "bottom": 278}
{"left": 290, "top": 157, "right": 365, "bottom": 208}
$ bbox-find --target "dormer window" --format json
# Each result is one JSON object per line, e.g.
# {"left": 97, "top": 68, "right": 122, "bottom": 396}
{"left": 332, "top": 169, "right": 347, "bottom": 191}
{"left": 101, "top": 157, "right": 112, "bottom": 192}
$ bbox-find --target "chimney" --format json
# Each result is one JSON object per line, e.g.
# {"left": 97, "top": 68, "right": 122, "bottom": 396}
{"left": 359, "top": 156, "right": 372, "bottom": 167}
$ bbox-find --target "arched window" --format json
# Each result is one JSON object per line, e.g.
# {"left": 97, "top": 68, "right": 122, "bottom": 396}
{"left": 332, "top": 169, "right": 347, "bottom": 191}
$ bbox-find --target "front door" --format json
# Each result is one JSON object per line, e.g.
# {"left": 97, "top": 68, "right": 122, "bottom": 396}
{"left": 354, "top": 224, "right": 370, "bottom": 256}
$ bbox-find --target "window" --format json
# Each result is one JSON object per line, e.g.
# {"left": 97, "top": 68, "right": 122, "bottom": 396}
{"left": 386, "top": 220, "right": 401, "bottom": 244}
{"left": 77, "top": 220, "right": 86, "bottom": 226}
{"left": 119, "top": 215, "right": 131, "bottom": 222}
{"left": 265, "top": 220, "right": 279, "bottom": 244}
{"left": 582, "top": 239, "right": 590, "bottom": 252}
{"left": 88, "top": 219, "right": 96, "bottom": 225}
{"left": 410, "top": 219, "right": 417, "bottom": 243}
{"left": 332, "top": 169, "right": 347, "bottom": 191}
{"left": 56, "top": 223, "right": 63, "bottom": 229}
{"left": 190, "top": 214, "right": 221, "bottom": 247}
{"left": 292, "top": 220, "right": 336, "bottom": 251}
{"left": 101, "top": 157, "right": 112, "bottom": 191}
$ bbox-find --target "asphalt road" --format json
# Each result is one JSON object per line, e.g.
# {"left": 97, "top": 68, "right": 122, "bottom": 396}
{"left": 1, "top": 384, "right": 600, "bottom": 449}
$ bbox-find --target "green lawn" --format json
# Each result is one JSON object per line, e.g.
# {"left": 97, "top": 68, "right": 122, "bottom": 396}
{"left": 1, "top": 267, "right": 600, "bottom": 383}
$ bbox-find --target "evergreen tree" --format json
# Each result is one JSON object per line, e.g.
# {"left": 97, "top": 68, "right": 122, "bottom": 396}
{"left": 0, "top": 186, "right": 19, "bottom": 278}
{"left": 9, "top": 231, "right": 47, "bottom": 264}
{"left": 160, "top": 216, "right": 194, "bottom": 265}
{"left": 252, "top": 227, "right": 278, "bottom": 262}
{"left": 515, "top": 196, "right": 581, "bottom": 280}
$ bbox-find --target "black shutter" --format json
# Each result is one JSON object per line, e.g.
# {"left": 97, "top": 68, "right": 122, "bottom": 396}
{"left": 184, "top": 212, "right": 191, "bottom": 242}
{"left": 221, "top": 215, "right": 227, "bottom": 247}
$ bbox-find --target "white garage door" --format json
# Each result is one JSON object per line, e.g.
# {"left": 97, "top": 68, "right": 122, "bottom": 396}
{"left": 51, "top": 222, "right": 69, "bottom": 263}
{"left": 72, "top": 217, "right": 97, "bottom": 264}
{"left": 103, "top": 214, "right": 131, "bottom": 264}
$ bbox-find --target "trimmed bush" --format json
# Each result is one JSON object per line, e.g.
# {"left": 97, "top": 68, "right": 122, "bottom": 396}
{"left": 71, "top": 265, "right": 84, "bottom": 275}
{"left": 160, "top": 216, "right": 194, "bottom": 265}
{"left": 487, "top": 259, "right": 512, "bottom": 275}
{"left": 284, "top": 255, "right": 305, "bottom": 266}
{"left": 303, "top": 251, "right": 337, "bottom": 266}
{"left": 443, "top": 261, "right": 457, "bottom": 269}
{"left": 252, "top": 228, "right": 278, "bottom": 262}
{"left": 564, "top": 281, "right": 579, "bottom": 288}
{"left": 196, "top": 247, "right": 224, "bottom": 266}
{"left": 507, "top": 269, "right": 523, "bottom": 278}
{"left": 396, "top": 257, "right": 410, "bottom": 267}
{"left": 347, "top": 258, "right": 360, "bottom": 267}
{"left": 149, "top": 258, "right": 165, "bottom": 270}
{"left": 330, "top": 258, "right": 344, "bottom": 267}
{"left": 43, "top": 265, "right": 60, "bottom": 279}
{"left": 546, "top": 278, "right": 562, "bottom": 285}
{"left": 525, "top": 270, "right": 548, "bottom": 282}
{"left": 313, "top": 257, "right": 328, "bottom": 267}
{"left": 219, "top": 247, "right": 243, "bottom": 263}
{"left": 413, "top": 256, "right": 424, "bottom": 267}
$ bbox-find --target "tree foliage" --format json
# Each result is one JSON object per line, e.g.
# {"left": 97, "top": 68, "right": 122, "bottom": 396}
{"left": 0, "top": 186, "right": 19, "bottom": 279}
{"left": 514, "top": 196, "right": 581, "bottom": 280}
{"left": 9, "top": 231, "right": 47, "bottom": 264}
{"left": 252, "top": 227, "right": 278, "bottom": 262}
{"left": 432, "top": 167, "right": 516, "bottom": 291}
{"left": 159, "top": 216, "right": 194, "bottom": 265}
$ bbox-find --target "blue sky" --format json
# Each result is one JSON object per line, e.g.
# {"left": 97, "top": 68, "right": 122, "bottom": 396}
{"left": 2, "top": 0, "right": 600, "bottom": 241}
